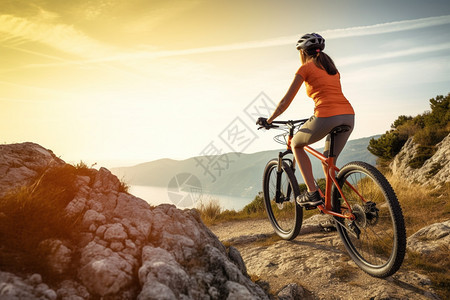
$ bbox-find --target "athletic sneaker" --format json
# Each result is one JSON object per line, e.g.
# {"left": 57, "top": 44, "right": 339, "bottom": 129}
{"left": 296, "top": 190, "right": 323, "bottom": 207}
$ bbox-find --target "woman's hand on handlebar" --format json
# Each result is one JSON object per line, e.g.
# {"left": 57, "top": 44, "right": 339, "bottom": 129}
{"left": 256, "top": 117, "right": 273, "bottom": 129}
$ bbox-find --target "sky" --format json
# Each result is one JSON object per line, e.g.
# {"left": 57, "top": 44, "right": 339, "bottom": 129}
{"left": 1, "top": 0, "right": 450, "bottom": 168}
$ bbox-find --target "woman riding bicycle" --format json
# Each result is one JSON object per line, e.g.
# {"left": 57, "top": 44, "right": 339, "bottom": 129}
{"left": 257, "top": 33, "right": 355, "bottom": 208}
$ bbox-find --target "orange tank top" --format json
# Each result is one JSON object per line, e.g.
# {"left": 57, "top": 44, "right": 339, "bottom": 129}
{"left": 296, "top": 61, "right": 354, "bottom": 117}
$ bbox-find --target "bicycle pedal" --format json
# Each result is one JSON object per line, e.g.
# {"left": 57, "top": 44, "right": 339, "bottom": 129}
{"left": 302, "top": 200, "right": 324, "bottom": 210}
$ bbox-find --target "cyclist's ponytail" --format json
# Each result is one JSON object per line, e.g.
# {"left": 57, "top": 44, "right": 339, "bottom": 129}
{"left": 316, "top": 52, "right": 338, "bottom": 75}
{"left": 301, "top": 49, "right": 338, "bottom": 76}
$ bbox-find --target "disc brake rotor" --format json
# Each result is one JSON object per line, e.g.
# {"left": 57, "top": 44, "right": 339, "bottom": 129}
{"left": 364, "top": 201, "right": 379, "bottom": 226}
{"left": 352, "top": 204, "right": 367, "bottom": 228}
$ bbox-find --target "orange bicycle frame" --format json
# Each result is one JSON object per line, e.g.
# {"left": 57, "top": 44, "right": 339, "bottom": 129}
{"left": 272, "top": 119, "right": 365, "bottom": 220}
{"left": 301, "top": 145, "right": 363, "bottom": 220}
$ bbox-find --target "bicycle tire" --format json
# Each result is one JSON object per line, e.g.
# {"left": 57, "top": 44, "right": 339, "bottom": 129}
{"left": 263, "top": 159, "right": 302, "bottom": 240}
{"left": 331, "top": 161, "right": 406, "bottom": 278}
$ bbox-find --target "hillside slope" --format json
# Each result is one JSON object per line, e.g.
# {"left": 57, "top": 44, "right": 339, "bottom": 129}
{"left": 111, "top": 135, "right": 379, "bottom": 197}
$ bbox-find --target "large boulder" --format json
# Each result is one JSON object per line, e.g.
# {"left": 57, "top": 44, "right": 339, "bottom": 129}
{"left": 0, "top": 143, "right": 64, "bottom": 198}
{"left": 390, "top": 134, "right": 450, "bottom": 186}
{"left": 407, "top": 220, "right": 450, "bottom": 255}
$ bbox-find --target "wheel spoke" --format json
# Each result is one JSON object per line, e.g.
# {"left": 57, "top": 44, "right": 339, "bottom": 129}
{"left": 263, "top": 160, "right": 302, "bottom": 240}
{"left": 332, "top": 162, "right": 406, "bottom": 277}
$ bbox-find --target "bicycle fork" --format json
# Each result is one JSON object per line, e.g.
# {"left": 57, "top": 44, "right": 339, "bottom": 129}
{"left": 275, "top": 151, "right": 295, "bottom": 203}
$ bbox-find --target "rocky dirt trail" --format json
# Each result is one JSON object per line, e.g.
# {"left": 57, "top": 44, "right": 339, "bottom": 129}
{"left": 209, "top": 215, "right": 440, "bottom": 300}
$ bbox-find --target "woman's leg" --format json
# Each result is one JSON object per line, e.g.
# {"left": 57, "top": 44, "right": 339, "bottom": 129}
{"left": 291, "top": 116, "right": 329, "bottom": 192}
{"left": 291, "top": 114, "right": 355, "bottom": 190}
{"left": 291, "top": 114, "right": 354, "bottom": 207}
{"left": 293, "top": 147, "right": 317, "bottom": 192}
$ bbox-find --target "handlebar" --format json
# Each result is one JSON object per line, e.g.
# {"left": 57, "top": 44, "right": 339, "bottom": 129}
{"left": 257, "top": 118, "right": 308, "bottom": 130}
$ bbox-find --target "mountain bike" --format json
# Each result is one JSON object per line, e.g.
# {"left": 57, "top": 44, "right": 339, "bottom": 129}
{"left": 258, "top": 119, "right": 406, "bottom": 278}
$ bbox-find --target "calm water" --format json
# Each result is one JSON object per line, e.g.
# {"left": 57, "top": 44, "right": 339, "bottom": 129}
{"left": 129, "top": 185, "right": 254, "bottom": 211}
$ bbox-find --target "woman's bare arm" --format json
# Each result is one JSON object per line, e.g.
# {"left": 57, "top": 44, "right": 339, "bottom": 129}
{"left": 267, "top": 74, "right": 304, "bottom": 123}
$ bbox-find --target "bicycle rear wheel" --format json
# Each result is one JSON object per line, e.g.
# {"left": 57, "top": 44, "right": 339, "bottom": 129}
{"left": 263, "top": 159, "right": 302, "bottom": 240}
{"left": 332, "top": 161, "right": 406, "bottom": 278}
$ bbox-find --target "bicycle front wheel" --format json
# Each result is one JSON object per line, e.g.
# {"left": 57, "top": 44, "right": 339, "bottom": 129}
{"left": 263, "top": 159, "right": 302, "bottom": 240}
{"left": 332, "top": 162, "right": 406, "bottom": 278}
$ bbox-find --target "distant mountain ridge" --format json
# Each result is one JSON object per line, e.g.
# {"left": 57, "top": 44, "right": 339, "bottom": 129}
{"left": 111, "top": 135, "right": 380, "bottom": 198}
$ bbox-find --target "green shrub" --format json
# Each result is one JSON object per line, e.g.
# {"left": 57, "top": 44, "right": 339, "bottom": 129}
{"left": 298, "top": 183, "right": 307, "bottom": 193}
{"left": 242, "top": 192, "right": 265, "bottom": 215}
{"left": 368, "top": 93, "right": 449, "bottom": 162}
{"left": 426, "top": 94, "right": 450, "bottom": 127}
{"left": 368, "top": 131, "right": 408, "bottom": 160}
{"left": 408, "top": 145, "right": 436, "bottom": 169}
{"left": 391, "top": 115, "right": 413, "bottom": 129}
{"left": 414, "top": 126, "right": 449, "bottom": 146}
{"left": 315, "top": 178, "right": 326, "bottom": 193}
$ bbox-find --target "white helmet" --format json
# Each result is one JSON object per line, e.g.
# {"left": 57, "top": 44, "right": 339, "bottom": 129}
{"left": 296, "top": 33, "right": 325, "bottom": 51}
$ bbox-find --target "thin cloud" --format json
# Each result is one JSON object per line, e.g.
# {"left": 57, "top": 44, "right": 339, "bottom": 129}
{"left": 81, "top": 14, "right": 450, "bottom": 62}
{"left": 323, "top": 14, "right": 450, "bottom": 39}
{"left": 337, "top": 42, "right": 450, "bottom": 66}
{"left": 0, "top": 14, "right": 114, "bottom": 58}
{"left": 133, "top": 14, "right": 450, "bottom": 58}
{"left": 2, "top": 14, "right": 449, "bottom": 69}
{"left": 4, "top": 45, "right": 70, "bottom": 62}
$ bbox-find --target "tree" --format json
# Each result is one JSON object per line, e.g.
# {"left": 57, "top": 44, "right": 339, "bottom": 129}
{"left": 425, "top": 94, "right": 450, "bottom": 127}
{"left": 367, "top": 93, "right": 449, "bottom": 162}
{"left": 368, "top": 131, "right": 407, "bottom": 160}
{"left": 391, "top": 115, "right": 412, "bottom": 129}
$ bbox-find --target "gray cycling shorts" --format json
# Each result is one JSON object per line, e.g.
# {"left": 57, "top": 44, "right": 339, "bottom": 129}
{"left": 291, "top": 114, "right": 355, "bottom": 158}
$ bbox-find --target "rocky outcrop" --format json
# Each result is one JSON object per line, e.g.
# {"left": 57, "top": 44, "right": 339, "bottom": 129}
{"left": 407, "top": 220, "right": 450, "bottom": 255}
{"left": 0, "top": 143, "right": 268, "bottom": 299}
{"left": 0, "top": 142, "right": 64, "bottom": 198}
{"left": 390, "top": 134, "right": 450, "bottom": 186}
{"left": 0, "top": 272, "right": 59, "bottom": 300}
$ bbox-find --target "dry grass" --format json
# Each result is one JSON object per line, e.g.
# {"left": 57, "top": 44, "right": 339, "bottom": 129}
{"left": 196, "top": 197, "right": 223, "bottom": 225}
{"left": 118, "top": 179, "right": 130, "bottom": 193}
{"left": 0, "top": 164, "right": 83, "bottom": 275}
{"left": 383, "top": 174, "right": 449, "bottom": 298}
{"left": 200, "top": 172, "right": 448, "bottom": 237}
{"left": 196, "top": 193, "right": 267, "bottom": 226}
{"left": 385, "top": 174, "right": 449, "bottom": 236}
{"left": 407, "top": 247, "right": 450, "bottom": 299}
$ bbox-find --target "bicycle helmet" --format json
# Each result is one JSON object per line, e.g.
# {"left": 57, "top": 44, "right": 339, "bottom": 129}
{"left": 296, "top": 33, "right": 325, "bottom": 51}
